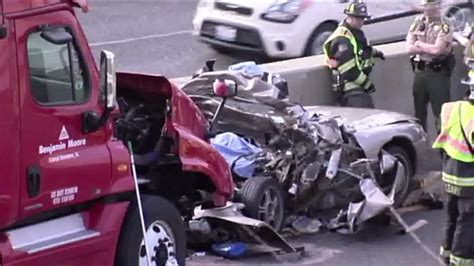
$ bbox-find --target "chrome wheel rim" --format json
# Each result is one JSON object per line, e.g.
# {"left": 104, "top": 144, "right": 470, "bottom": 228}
{"left": 138, "top": 221, "right": 177, "bottom": 266}
{"left": 258, "top": 187, "right": 283, "bottom": 229}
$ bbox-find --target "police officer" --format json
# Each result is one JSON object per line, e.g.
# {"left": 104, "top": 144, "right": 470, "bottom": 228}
{"left": 406, "top": 0, "right": 455, "bottom": 133}
{"left": 432, "top": 69, "right": 474, "bottom": 266}
{"left": 323, "top": 1, "right": 385, "bottom": 108}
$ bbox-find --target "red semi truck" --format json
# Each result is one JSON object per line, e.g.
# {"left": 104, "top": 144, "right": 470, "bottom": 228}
{"left": 0, "top": 0, "right": 236, "bottom": 265}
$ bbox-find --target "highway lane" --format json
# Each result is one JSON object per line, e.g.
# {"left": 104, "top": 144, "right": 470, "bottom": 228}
{"left": 77, "top": 2, "right": 448, "bottom": 265}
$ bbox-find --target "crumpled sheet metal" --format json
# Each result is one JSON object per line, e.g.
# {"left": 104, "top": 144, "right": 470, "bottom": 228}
{"left": 193, "top": 202, "right": 295, "bottom": 253}
{"left": 183, "top": 71, "right": 352, "bottom": 146}
{"left": 182, "top": 70, "right": 292, "bottom": 110}
{"left": 343, "top": 161, "right": 405, "bottom": 234}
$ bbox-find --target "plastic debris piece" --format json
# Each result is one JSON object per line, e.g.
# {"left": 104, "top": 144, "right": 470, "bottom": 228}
{"left": 211, "top": 241, "right": 248, "bottom": 259}
{"left": 291, "top": 216, "right": 323, "bottom": 234}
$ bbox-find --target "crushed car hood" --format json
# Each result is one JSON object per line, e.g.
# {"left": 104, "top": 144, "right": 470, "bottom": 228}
{"left": 303, "top": 106, "right": 419, "bottom": 131}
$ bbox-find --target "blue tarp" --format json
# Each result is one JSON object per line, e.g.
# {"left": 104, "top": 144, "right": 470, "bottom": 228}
{"left": 228, "top": 61, "right": 264, "bottom": 78}
{"left": 211, "top": 132, "right": 262, "bottom": 178}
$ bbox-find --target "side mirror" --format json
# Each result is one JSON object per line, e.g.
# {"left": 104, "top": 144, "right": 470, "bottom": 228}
{"left": 82, "top": 50, "right": 117, "bottom": 134}
{"left": 208, "top": 79, "right": 237, "bottom": 138}
{"left": 99, "top": 50, "right": 117, "bottom": 110}
{"left": 212, "top": 79, "right": 237, "bottom": 98}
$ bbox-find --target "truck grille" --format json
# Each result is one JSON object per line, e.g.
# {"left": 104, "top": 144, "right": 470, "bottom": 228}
{"left": 214, "top": 1, "right": 253, "bottom": 16}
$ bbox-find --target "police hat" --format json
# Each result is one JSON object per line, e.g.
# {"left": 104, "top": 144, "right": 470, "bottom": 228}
{"left": 418, "top": 0, "right": 442, "bottom": 8}
{"left": 344, "top": 2, "right": 371, "bottom": 19}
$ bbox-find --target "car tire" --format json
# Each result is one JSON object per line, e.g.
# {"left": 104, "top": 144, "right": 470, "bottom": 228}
{"left": 304, "top": 22, "right": 338, "bottom": 56}
{"left": 382, "top": 146, "right": 414, "bottom": 208}
{"left": 446, "top": 5, "right": 473, "bottom": 31}
{"left": 238, "top": 176, "right": 285, "bottom": 231}
{"left": 209, "top": 44, "right": 233, "bottom": 54}
{"left": 115, "top": 195, "right": 186, "bottom": 266}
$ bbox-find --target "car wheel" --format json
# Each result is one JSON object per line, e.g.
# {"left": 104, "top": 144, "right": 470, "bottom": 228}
{"left": 209, "top": 44, "right": 233, "bottom": 54}
{"left": 238, "top": 176, "right": 285, "bottom": 231}
{"left": 446, "top": 5, "right": 473, "bottom": 32}
{"left": 379, "top": 146, "right": 414, "bottom": 208}
{"left": 305, "top": 22, "right": 338, "bottom": 56}
{"left": 115, "top": 195, "right": 186, "bottom": 266}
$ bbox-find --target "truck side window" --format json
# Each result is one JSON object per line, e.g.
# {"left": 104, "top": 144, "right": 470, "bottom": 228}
{"left": 27, "top": 28, "right": 90, "bottom": 105}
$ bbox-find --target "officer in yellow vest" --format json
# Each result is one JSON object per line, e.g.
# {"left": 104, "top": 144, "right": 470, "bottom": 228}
{"left": 432, "top": 65, "right": 474, "bottom": 265}
{"left": 323, "top": 1, "right": 385, "bottom": 108}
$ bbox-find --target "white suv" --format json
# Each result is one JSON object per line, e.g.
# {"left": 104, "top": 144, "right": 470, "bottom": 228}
{"left": 192, "top": 0, "right": 472, "bottom": 59}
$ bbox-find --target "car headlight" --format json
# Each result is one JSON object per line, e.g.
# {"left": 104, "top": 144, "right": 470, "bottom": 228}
{"left": 261, "top": 0, "right": 311, "bottom": 23}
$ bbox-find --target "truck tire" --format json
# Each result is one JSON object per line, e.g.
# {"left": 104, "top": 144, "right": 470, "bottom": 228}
{"left": 238, "top": 176, "right": 285, "bottom": 231}
{"left": 382, "top": 146, "right": 414, "bottom": 208}
{"left": 115, "top": 195, "right": 186, "bottom": 266}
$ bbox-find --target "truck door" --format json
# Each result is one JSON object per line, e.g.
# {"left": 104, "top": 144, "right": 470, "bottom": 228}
{"left": 15, "top": 10, "right": 112, "bottom": 218}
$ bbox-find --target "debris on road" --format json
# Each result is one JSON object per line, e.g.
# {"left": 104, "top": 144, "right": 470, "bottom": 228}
{"left": 291, "top": 216, "right": 323, "bottom": 234}
{"left": 182, "top": 60, "right": 428, "bottom": 238}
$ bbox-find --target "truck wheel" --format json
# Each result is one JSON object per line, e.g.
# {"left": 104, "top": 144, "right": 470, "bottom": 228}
{"left": 304, "top": 22, "right": 337, "bottom": 56}
{"left": 238, "top": 176, "right": 285, "bottom": 231}
{"left": 381, "top": 146, "right": 414, "bottom": 208}
{"left": 116, "top": 195, "right": 186, "bottom": 266}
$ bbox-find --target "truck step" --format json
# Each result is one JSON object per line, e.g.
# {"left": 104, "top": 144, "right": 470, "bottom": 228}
{"left": 7, "top": 213, "right": 100, "bottom": 254}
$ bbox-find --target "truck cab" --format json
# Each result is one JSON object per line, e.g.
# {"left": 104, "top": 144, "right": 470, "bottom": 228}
{"left": 0, "top": 0, "right": 234, "bottom": 265}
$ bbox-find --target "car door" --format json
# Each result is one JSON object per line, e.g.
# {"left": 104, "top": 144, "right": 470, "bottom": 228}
{"left": 16, "top": 10, "right": 112, "bottom": 218}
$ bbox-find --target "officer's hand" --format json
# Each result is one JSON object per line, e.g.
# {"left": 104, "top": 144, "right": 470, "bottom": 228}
{"left": 373, "top": 49, "right": 385, "bottom": 60}
{"left": 366, "top": 84, "right": 376, "bottom": 94}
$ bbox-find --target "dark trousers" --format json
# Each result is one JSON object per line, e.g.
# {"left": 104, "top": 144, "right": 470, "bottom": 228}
{"left": 412, "top": 68, "right": 451, "bottom": 132}
{"left": 442, "top": 194, "right": 474, "bottom": 265}
{"left": 341, "top": 89, "right": 375, "bottom": 109}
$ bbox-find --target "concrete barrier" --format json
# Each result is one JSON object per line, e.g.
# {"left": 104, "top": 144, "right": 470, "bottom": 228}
{"left": 172, "top": 40, "right": 469, "bottom": 139}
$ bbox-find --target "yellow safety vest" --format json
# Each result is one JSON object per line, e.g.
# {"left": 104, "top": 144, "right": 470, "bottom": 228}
{"left": 433, "top": 101, "right": 474, "bottom": 195}
{"left": 323, "top": 25, "right": 374, "bottom": 92}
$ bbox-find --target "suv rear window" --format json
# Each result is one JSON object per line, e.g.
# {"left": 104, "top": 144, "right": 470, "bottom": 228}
{"left": 27, "top": 27, "right": 90, "bottom": 105}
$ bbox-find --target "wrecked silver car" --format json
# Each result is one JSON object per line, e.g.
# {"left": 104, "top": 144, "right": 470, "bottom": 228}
{"left": 181, "top": 63, "right": 428, "bottom": 235}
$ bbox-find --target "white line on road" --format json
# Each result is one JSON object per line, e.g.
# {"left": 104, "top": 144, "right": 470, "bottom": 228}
{"left": 89, "top": 30, "right": 193, "bottom": 47}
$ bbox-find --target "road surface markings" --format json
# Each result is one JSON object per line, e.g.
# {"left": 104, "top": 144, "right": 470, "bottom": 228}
{"left": 90, "top": 30, "right": 192, "bottom": 47}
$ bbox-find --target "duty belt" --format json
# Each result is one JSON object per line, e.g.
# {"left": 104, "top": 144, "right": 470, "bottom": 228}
{"left": 413, "top": 59, "right": 445, "bottom": 72}
{"left": 410, "top": 54, "right": 454, "bottom": 73}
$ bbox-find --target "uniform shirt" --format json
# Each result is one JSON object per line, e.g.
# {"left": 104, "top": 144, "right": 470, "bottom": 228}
{"left": 406, "top": 14, "right": 454, "bottom": 62}
{"left": 329, "top": 22, "right": 373, "bottom": 85}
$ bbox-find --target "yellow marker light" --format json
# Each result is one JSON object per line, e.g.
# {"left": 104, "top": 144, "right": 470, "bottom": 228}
{"left": 118, "top": 164, "right": 128, "bottom": 172}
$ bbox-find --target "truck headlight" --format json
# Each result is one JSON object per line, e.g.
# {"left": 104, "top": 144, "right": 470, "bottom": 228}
{"left": 261, "top": 0, "right": 311, "bottom": 23}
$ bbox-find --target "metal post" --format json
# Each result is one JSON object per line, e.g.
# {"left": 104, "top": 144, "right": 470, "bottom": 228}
{"left": 128, "top": 141, "right": 153, "bottom": 266}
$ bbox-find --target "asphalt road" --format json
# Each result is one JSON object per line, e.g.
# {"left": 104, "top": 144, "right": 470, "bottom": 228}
{"left": 77, "top": 0, "right": 268, "bottom": 77}
{"left": 78, "top": 1, "right": 446, "bottom": 265}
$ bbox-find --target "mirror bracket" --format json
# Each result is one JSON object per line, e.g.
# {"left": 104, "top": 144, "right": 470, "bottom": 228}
{"left": 82, "top": 109, "right": 112, "bottom": 134}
